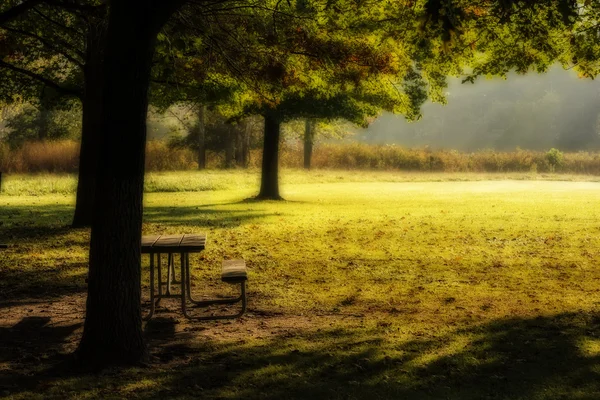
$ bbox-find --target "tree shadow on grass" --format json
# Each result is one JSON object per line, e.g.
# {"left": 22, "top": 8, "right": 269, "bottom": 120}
{"left": 0, "top": 201, "right": 279, "bottom": 234}
{"left": 152, "top": 312, "right": 600, "bottom": 399}
{"left": 0, "top": 225, "right": 76, "bottom": 244}
{"left": 5, "top": 312, "right": 600, "bottom": 399}
{"left": 0, "top": 204, "right": 75, "bottom": 237}
{"left": 0, "top": 262, "right": 87, "bottom": 305}
{"left": 0, "top": 316, "right": 81, "bottom": 393}
{"left": 0, "top": 205, "right": 89, "bottom": 304}
{"left": 143, "top": 206, "right": 280, "bottom": 228}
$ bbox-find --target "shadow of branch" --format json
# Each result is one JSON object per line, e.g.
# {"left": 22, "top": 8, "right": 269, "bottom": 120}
{"left": 5, "top": 312, "right": 600, "bottom": 399}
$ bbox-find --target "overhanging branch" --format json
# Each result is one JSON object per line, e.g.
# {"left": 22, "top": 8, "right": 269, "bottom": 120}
{"left": 45, "top": 0, "right": 107, "bottom": 13}
{"left": 0, "top": 59, "right": 82, "bottom": 98}
{"left": 2, "top": 26, "right": 84, "bottom": 68}
{"left": 0, "top": 0, "right": 43, "bottom": 24}
{"left": 0, "top": 0, "right": 105, "bottom": 26}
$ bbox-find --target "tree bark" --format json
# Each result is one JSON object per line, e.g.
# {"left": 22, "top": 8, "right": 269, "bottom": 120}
{"left": 76, "top": 0, "right": 183, "bottom": 368}
{"left": 242, "top": 120, "right": 250, "bottom": 168}
{"left": 72, "top": 21, "right": 105, "bottom": 228}
{"left": 257, "top": 114, "right": 282, "bottom": 200}
{"left": 303, "top": 118, "right": 315, "bottom": 170}
{"left": 235, "top": 125, "right": 243, "bottom": 167}
{"left": 37, "top": 105, "right": 50, "bottom": 140}
{"left": 197, "top": 104, "right": 206, "bottom": 169}
{"left": 225, "top": 124, "right": 235, "bottom": 168}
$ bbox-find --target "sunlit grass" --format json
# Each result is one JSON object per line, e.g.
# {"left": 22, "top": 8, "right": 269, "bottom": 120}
{"left": 2, "top": 168, "right": 600, "bottom": 196}
{"left": 2, "top": 172, "right": 600, "bottom": 399}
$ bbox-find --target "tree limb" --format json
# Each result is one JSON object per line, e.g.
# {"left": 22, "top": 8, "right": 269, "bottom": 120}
{"left": 45, "top": 0, "right": 107, "bottom": 13}
{"left": 2, "top": 26, "right": 84, "bottom": 68}
{"left": 0, "top": 59, "right": 82, "bottom": 98}
{"left": 0, "top": 0, "right": 43, "bottom": 24}
{"left": 31, "top": 7, "right": 85, "bottom": 37}
{"left": 0, "top": 0, "right": 105, "bottom": 27}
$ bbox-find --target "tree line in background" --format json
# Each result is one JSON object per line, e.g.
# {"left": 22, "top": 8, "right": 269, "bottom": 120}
{"left": 5, "top": 65, "right": 600, "bottom": 167}
{"left": 2, "top": 0, "right": 600, "bottom": 368}
{"left": 2, "top": 139, "right": 598, "bottom": 174}
{"left": 0, "top": 104, "right": 349, "bottom": 170}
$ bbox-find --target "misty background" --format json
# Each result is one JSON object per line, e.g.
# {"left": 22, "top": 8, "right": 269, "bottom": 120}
{"left": 354, "top": 66, "right": 600, "bottom": 151}
{"left": 3, "top": 66, "right": 599, "bottom": 153}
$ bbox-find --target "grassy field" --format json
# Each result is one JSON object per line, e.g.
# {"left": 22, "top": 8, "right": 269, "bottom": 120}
{"left": 2, "top": 170, "right": 600, "bottom": 399}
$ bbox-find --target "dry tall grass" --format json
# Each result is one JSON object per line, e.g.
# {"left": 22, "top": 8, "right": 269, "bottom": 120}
{"left": 145, "top": 141, "right": 198, "bottom": 171}
{"left": 0, "top": 141, "right": 79, "bottom": 173}
{"left": 2, "top": 140, "right": 600, "bottom": 174}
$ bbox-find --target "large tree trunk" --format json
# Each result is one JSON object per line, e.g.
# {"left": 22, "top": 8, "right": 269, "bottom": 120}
{"left": 76, "top": 0, "right": 183, "bottom": 368}
{"left": 197, "top": 104, "right": 206, "bottom": 169}
{"left": 257, "top": 114, "right": 282, "bottom": 200}
{"left": 72, "top": 22, "right": 105, "bottom": 228}
{"left": 303, "top": 118, "right": 315, "bottom": 170}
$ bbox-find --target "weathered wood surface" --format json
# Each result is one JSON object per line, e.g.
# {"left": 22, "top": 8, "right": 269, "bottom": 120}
{"left": 221, "top": 259, "right": 247, "bottom": 283}
{"left": 141, "top": 234, "right": 206, "bottom": 253}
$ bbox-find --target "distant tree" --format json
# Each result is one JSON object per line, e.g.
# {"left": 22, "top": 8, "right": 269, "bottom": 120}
{"left": 546, "top": 147, "right": 564, "bottom": 171}
{"left": 250, "top": 84, "right": 426, "bottom": 199}
{"left": 281, "top": 118, "right": 353, "bottom": 169}
{"left": 197, "top": 104, "right": 206, "bottom": 169}
{"left": 166, "top": 106, "right": 259, "bottom": 168}
{"left": 303, "top": 118, "right": 316, "bottom": 169}
{"left": 4, "top": 100, "right": 81, "bottom": 146}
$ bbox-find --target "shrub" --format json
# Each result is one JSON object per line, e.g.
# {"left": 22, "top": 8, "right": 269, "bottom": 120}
{"left": 145, "top": 140, "right": 196, "bottom": 171}
{"left": 546, "top": 148, "right": 564, "bottom": 171}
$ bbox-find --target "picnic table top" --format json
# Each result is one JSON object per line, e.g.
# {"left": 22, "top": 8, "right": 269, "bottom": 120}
{"left": 141, "top": 234, "right": 206, "bottom": 253}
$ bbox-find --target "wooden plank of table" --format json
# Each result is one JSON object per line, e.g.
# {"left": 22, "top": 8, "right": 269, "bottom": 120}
{"left": 153, "top": 234, "right": 184, "bottom": 250}
{"left": 179, "top": 233, "right": 207, "bottom": 252}
{"left": 141, "top": 235, "right": 161, "bottom": 253}
{"left": 141, "top": 233, "right": 206, "bottom": 253}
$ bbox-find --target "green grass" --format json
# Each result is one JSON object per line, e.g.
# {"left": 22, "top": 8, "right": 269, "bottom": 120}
{"left": 2, "top": 170, "right": 600, "bottom": 399}
{"left": 3, "top": 168, "right": 600, "bottom": 196}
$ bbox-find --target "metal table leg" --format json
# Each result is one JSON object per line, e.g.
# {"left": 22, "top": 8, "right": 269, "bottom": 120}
{"left": 180, "top": 252, "right": 188, "bottom": 317}
{"left": 185, "top": 252, "right": 202, "bottom": 303}
{"left": 170, "top": 253, "right": 180, "bottom": 284}
{"left": 185, "top": 252, "right": 244, "bottom": 307}
{"left": 166, "top": 253, "right": 173, "bottom": 295}
{"left": 144, "top": 253, "right": 155, "bottom": 321}
{"left": 156, "top": 253, "right": 163, "bottom": 307}
{"left": 182, "top": 252, "right": 247, "bottom": 320}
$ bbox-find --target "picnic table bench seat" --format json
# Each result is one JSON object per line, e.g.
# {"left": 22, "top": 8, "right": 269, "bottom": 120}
{"left": 222, "top": 259, "right": 248, "bottom": 283}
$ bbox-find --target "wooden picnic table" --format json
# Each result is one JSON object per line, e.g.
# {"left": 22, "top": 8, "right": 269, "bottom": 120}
{"left": 141, "top": 233, "right": 248, "bottom": 320}
{"left": 141, "top": 234, "right": 206, "bottom": 320}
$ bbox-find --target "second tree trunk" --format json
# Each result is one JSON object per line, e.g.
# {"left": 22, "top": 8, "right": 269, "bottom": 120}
{"left": 257, "top": 114, "right": 282, "bottom": 200}
{"left": 197, "top": 104, "right": 206, "bottom": 169}
{"left": 72, "top": 21, "right": 105, "bottom": 228}
{"left": 303, "top": 118, "right": 315, "bottom": 170}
